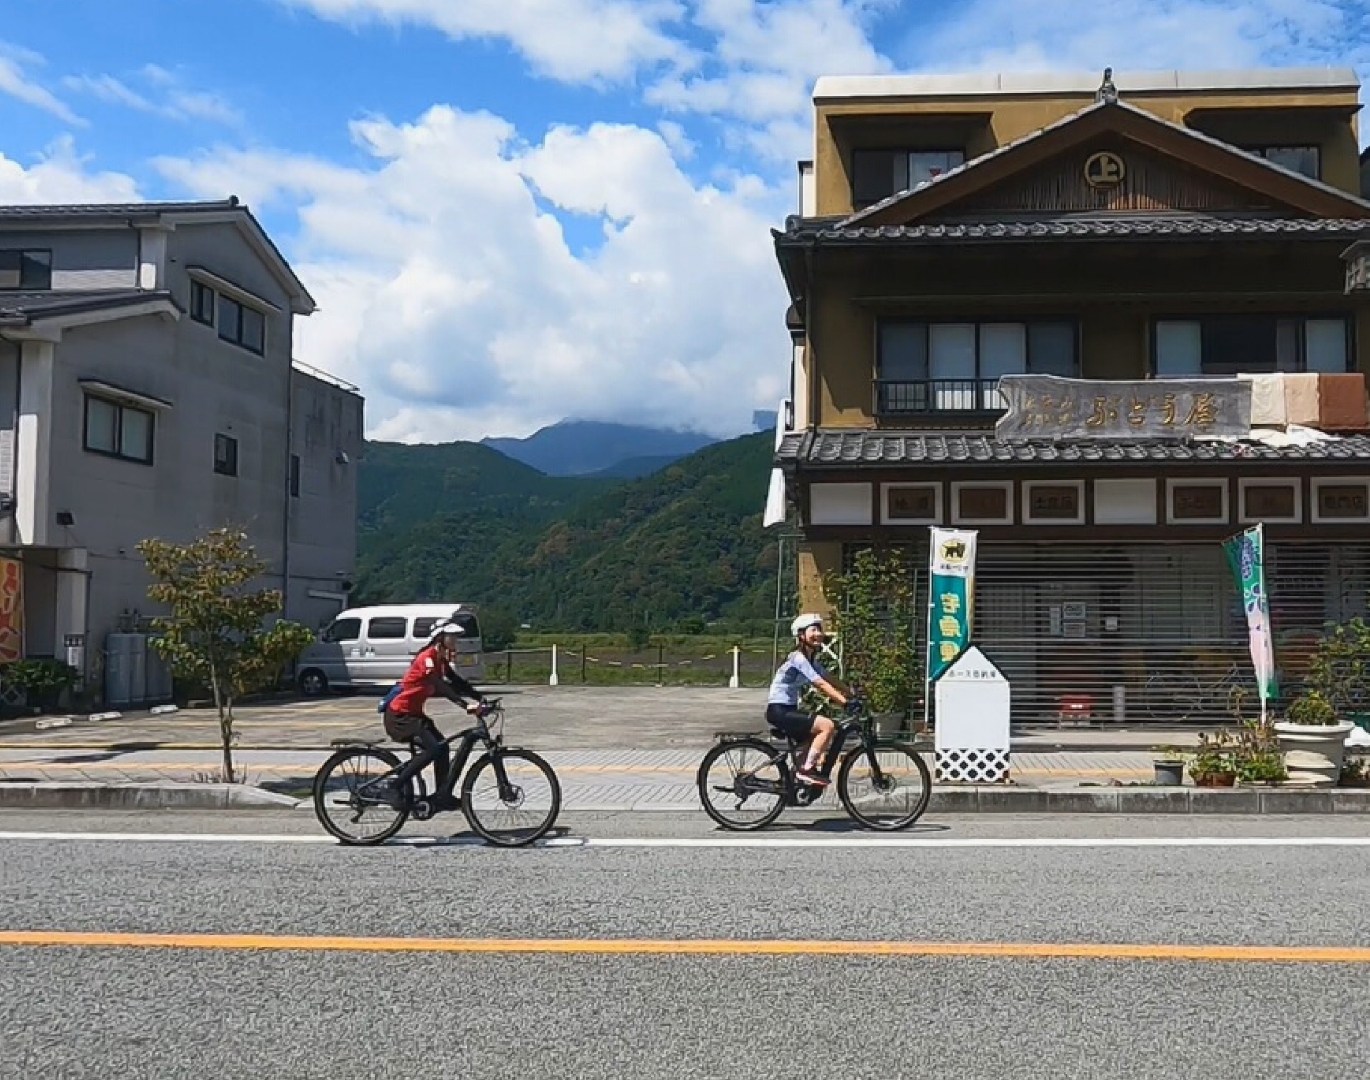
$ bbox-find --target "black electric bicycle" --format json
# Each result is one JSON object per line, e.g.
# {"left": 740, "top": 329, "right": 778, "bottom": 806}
{"left": 311, "top": 697, "right": 561, "bottom": 847}
{"left": 696, "top": 696, "right": 932, "bottom": 831}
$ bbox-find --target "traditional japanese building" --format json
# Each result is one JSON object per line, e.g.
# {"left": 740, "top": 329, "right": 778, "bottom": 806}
{"left": 772, "top": 66, "right": 1370, "bottom": 722}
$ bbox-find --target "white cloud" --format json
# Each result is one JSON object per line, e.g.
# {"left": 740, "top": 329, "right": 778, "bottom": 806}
{"left": 647, "top": 0, "right": 894, "bottom": 160}
{"left": 0, "top": 44, "right": 83, "bottom": 125}
{"left": 63, "top": 64, "right": 241, "bottom": 127}
{"left": 908, "top": 0, "right": 1368, "bottom": 74}
{"left": 0, "top": 136, "right": 139, "bottom": 203}
{"left": 276, "top": 0, "right": 691, "bottom": 83}
{"left": 157, "top": 105, "right": 792, "bottom": 442}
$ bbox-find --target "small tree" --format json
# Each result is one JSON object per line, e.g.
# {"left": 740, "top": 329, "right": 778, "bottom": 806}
{"left": 137, "top": 528, "right": 315, "bottom": 783}
{"left": 821, "top": 546, "right": 921, "bottom": 721}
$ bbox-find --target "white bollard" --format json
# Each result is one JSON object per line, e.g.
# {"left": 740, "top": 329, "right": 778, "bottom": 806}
{"left": 729, "top": 645, "right": 740, "bottom": 689}
{"left": 549, "top": 643, "right": 559, "bottom": 686}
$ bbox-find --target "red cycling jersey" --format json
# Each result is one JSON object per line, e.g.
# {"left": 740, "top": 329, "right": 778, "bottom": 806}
{"left": 388, "top": 644, "right": 450, "bottom": 716}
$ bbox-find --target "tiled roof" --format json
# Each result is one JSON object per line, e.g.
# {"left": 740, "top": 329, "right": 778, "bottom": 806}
{"left": 778, "top": 430, "right": 1370, "bottom": 466}
{"left": 0, "top": 199, "right": 240, "bottom": 222}
{"left": 838, "top": 98, "right": 1370, "bottom": 227}
{"left": 775, "top": 215, "right": 1370, "bottom": 245}
{"left": 0, "top": 289, "right": 177, "bottom": 324}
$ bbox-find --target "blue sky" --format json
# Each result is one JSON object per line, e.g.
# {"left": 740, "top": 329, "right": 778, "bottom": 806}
{"left": 3, "top": 0, "right": 1370, "bottom": 442}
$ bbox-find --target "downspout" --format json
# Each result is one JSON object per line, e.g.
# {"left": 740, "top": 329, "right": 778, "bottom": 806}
{"left": 282, "top": 361, "right": 293, "bottom": 621}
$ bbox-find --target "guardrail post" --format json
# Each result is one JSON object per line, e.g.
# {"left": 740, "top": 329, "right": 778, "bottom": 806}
{"left": 729, "top": 645, "right": 740, "bottom": 688}
{"left": 549, "top": 643, "right": 559, "bottom": 686}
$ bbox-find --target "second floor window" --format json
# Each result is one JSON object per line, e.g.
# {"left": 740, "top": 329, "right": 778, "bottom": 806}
{"left": 190, "top": 280, "right": 216, "bottom": 324}
{"left": 877, "top": 319, "right": 1079, "bottom": 412}
{"left": 83, "top": 395, "right": 154, "bottom": 464}
{"left": 1154, "top": 315, "right": 1348, "bottom": 376}
{"left": 852, "top": 149, "right": 966, "bottom": 207}
{"left": 217, "top": 295, "right": 267, "bottom": 354}
{"left": 0, "top": 249, "right": 52, "bottom": 291}
{"left": 214, "top": 433, "right": 239, "bottom": 477}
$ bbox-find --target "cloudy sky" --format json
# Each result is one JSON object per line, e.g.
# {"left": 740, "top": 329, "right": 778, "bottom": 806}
{"left": 3, "top": 0, "right": 1370, "bottom": 443}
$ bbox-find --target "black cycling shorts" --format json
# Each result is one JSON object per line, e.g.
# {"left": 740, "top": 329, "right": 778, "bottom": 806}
{"left": 765, "top": 703, "right": 815, "bottom": 740}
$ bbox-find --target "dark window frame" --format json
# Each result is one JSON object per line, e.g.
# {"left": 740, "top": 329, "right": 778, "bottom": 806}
{"left": 213, "top": 433, "right": 239, "bottom": 477}
{"left": 82, "top": 394, "right": 155, "bottom": 465}
{"left": 1149, "top": 313, "right": 1353, "bottom": 376}
{"left": 190, "top": 279, "right": 216, "bottom": 325}
{"left": 0, "top": 248, "right": 53, "bottom": 291}
{"left": 289, "top": 454, "right": 301, "bottom": 498}
{"left": 216, "top": 293, "right": 267, "bottom": 355}
{"left": 875, "top": 317, "right": 1082, "bottom": 381}
{"left": 851, "top": 148, "right": 968, "bottom": 208}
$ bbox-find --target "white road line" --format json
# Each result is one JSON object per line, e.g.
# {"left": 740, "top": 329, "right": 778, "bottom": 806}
{"left": 1, "top": 832, "right": 1370, "bottom": 849}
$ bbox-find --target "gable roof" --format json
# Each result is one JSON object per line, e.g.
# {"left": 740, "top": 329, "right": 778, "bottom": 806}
{"left": 0, "top": 197, "right": 316, "bottom": 316}
{"left": 842, "top": 98, "right": 1370, "bottom": 228}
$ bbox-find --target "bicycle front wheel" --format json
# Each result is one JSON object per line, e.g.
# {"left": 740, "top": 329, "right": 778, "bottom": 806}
{"left": 460, "top": 748, "right": 562, "bottom": 847}
{"left": 696, "top": 738, "right": 788, "bottom": 831}
{"left": 837, "top": 742, "right": 931, "bottom": 831}
{"left": 312, "top": 746, "right": 413, "bottom": 846}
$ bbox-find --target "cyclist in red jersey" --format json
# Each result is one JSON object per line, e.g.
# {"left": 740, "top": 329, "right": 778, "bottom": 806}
{"left": 383, "top": 621, "right": 484, "bottom": 807}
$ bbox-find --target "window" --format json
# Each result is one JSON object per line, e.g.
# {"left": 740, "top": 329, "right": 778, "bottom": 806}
{"left": 322, "top": 617, "right": 362, "bottom": 644}
{"left": 852, "top": 149, "right": 966, "bottom": 207}
{"left": 877, "top": 319, "right": 1079, "bottom": 412}
{"left": 0, "top": 249, "right": 52, "bottom": 290}
{"left": 190, "top": 280, "right": 216, "bottom": 325}
{"left": 367, "top": 617, "right": 408, "bottom": 639}
{"left": 289, "top": 454, "right": 301, "bottom": 498}
{"left": 217, "top": 295, "right": 266, "bottom": 354}
{"left": 83, "top": 395, "right": 154, "bottom": 464}
{"left": 1248, "top": 145, "right": 1320, "bottom": 180}
{"left": 213, "top": 433, "right": 238, "bottom": 477}
{"left": 412, "top": 617, "right": 439, "bottom": 640}
{"left": 1153, "top": 315, "right": 1349, "bottom": 376}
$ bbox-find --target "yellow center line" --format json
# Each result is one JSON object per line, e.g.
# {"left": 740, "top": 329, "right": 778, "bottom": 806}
{"left": 0, "top": 930, "right": 1364, "bottom": 963}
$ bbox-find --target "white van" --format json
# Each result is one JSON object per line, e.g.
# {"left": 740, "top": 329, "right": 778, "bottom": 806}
{"left": 295, "top": 604, "right": 486, "bottom": 696}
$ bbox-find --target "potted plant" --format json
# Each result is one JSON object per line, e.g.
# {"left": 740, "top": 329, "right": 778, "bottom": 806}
{"left": 1150, "top": 745, "right": 1187, "bottom": 786}
{"left": 0, "top": 659, "right": 79, "bottom": 714}
{"left": 1235, "top": 720, "right": 1287, "bottom": 786}
{"left": 1275, "top": 691, "right": 1354, "bottom": 787}
{"left": 1187, "top": 730, "right": 1238, "bottom": 787}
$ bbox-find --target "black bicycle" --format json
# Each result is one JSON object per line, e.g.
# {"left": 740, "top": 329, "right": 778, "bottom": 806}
{"left": 696, "top": 697, "right": 932, "bottom": 831}
{"left": 311, "top": 697, "right": 561, "bottom": 847}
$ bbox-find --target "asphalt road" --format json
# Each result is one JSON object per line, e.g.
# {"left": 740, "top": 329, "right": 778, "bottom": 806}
{"left": 2, "top": 810, "right": 1369, "bottom": 1078}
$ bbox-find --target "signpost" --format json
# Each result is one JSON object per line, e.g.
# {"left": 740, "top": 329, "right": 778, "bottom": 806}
{"left": 933, "top": 646, "right": 1011, "bottom": 783}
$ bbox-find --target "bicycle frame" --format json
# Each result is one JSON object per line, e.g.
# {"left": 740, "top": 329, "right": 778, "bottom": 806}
{"left": 362, "top": 701, "right": 519, "bottom": 808}
{"left": 739, "top": 713, "right": 889, "bottom": 807}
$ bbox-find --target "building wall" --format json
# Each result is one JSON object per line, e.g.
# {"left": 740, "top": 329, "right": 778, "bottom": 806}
{"left": 807, "top": 245, "right": 1368, "bottom": 427}
{"left": 814, "top": 84, "right": 1363, "bottom": 215}
{"left": 288, "top": 367, "right": 364, "bottom": 630}
{"left": 0, "top": 229, "right": 138, "bottom": 291}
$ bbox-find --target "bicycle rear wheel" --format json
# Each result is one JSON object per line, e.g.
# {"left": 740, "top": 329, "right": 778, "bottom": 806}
{"left": 837, "top": 742, "right": 931, "bottom": 831}
{"left": 696, "top": 738, "right": 788, "bottom": 831}
{"left": 460, "top": 748, "right": 561, "bottom": 847}
{"left": 312, "top": 746, "right": 415, "bottom": 845}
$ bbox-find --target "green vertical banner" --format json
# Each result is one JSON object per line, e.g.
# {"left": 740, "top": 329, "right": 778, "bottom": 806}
{"left": 1222, "top": 522, "right": 1278, "bottom": 720}
{"left": 926, "top": 527, "right": 979, "bottom": 684}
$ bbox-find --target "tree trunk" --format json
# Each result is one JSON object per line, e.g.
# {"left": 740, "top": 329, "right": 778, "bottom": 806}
{"left": 210, "top": 667, "right": 235, "bottom": 785}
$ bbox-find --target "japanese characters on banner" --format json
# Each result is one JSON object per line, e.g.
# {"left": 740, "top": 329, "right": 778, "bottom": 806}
{"left": 994, "top": 374, "right": 1252, "bottom": 441}
{"left": 1222, "top": 523, "right": 1278, "bottom": 721}
{"left": 926, "top": 527, "right": 978, "bottom": 685}
{"left": 0, "top": 556, "right": 24, "bottom": 663}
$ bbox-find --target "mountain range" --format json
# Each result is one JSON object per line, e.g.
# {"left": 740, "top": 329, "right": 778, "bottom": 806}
{"left": 353, "top": 424, "right": 783, "bottom": 636}
{"left": 480, "top": 420, "right": 718, "bottom": 477}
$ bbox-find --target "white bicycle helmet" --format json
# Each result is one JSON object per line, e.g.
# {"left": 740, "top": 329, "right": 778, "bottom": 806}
{"left": 790, "top": 612, "right": 824, "bottom": 637}
{"left": 426, "top": 619, "right": 466, "bottom": 644}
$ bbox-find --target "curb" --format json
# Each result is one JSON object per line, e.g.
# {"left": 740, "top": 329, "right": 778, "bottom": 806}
{"left": 0, "top": 782, "right": 301, "bottom": 811}
{"left": 1, "top": 783, "right": 1368, "bottom": 813}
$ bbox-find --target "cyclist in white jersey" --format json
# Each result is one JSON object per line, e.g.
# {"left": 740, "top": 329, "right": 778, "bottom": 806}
{"left": 766, "top": 613, "right": 855, "bottom": 787}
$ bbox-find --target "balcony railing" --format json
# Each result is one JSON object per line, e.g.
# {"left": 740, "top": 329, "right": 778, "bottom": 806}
{"left": 875, "top": 378, "right": 1006, "bottom": 416}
